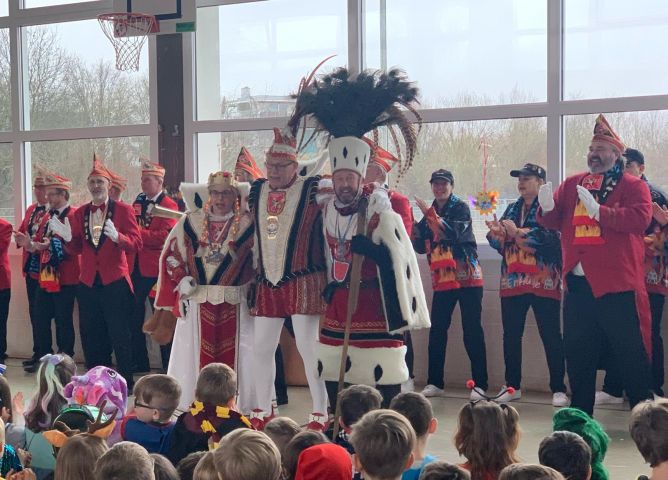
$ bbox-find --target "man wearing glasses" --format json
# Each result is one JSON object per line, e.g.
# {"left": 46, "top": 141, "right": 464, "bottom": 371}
{"left": 246, "top": 127, "right": 328, "bottom": 431}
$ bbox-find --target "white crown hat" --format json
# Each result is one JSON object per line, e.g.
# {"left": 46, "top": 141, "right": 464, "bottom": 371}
{"left": 328, "top": 136, "right": 371, "bottom": 178}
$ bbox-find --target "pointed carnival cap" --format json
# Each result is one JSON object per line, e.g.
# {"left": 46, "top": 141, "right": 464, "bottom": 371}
{"left": 266, "top": 128, "right": 298, "bottom": 163}
{"left": 362, "top": 137, "right": 399, "bottom": 173}
{"left": 235, "top": 147, "right": 264, "bottom": 180}
{"left": 140, "top": 158, "right": 166, "bottom": 179}
{"left": 108, "top": 169, "right": 128, "bottom": 192}
{"left": 89, "top": 153, "right": 113, "bottom": 182}
{"left": 43, "top": 172, "right": 72, "bottom": 191}
{"left": 592, "top": 114, "right": 625, "bottom": 152}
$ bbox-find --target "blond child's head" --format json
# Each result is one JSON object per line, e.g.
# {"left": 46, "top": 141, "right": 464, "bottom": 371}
{"left": 349, "top": 409, "right": 416, "bottom": 480}
{"left": 193, "top": 452, "right": 218, "bottom": 480}
{"left": 264, "top": 416, "right": 301, "bottom": 458}
{"left": 213, "top": 429, "right": 281, "bottom": 480}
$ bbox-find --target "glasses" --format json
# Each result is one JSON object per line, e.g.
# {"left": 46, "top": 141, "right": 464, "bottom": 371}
{"left": 134, "top": 398, "right": 166, "bottom": 410}
{"left": 265, "top": 162, "right": 294, "bottom": 172}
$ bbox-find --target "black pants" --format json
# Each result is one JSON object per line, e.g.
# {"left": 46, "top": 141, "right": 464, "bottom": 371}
{"left": 564, "top": 274, "right": 651, "bottom": 415}
{"left": 427, "top": 287, "right": 488, "bottom": 390}
{"left": 325, "top": 381, "right": 400, "bottom": 412}
{"left": 25, "top": 277, "right": 39, "bottom": 359}
{"left": 603, "top": 292, "right": 665, "bottom": 397}
{"left": 131, "top": 272, "right": 171, "bottom": 371}
{"left": 33, "top": 285, "right": 76, "bottom": 357}
{"left": 501, "top": 294, "right": 566, "bottom": 392}
{"left": 0, "top": 289, "right": 10, "bottom": 359}
{"left": 274, "top": 318, "right": 295, "bottom": 404}
{"left": 78, "top": 279, "right": 135, "bottom": 388}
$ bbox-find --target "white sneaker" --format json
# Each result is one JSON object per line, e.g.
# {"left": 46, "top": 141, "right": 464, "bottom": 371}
{"left": 496, "top": 386, "right": 522, "bottom": 403}
{"left": 594, "top": 391, "right": 624, "bottom": 405}
{"left": 421, "top": 384, "right": 445, "bottom": 397}
{"left": 552, "top": 392, "right": 570, "bottom": 407}
{"left": 401, "top": 378, "right": 415, "bottom": 393}
{"left": 470, "top": 388, "right": 487, "bottom": 402}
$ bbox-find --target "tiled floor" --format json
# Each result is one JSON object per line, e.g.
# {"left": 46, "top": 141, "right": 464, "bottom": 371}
{"left": 2, "top": 360, "right": 650, "bottom": 479}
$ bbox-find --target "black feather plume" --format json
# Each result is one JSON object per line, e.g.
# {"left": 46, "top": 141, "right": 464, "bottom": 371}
{"left": 288, "top": 67, "right": 421, "bottom": 179}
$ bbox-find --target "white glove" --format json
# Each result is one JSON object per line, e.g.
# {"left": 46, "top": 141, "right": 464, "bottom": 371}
{"left": 538, "top": 182, "right": 555, "bottom": 213}
{"left": 576, "top": 185, "right": 600, "bottom": 220}
{"left": 175, "top": 276, "right": 196, "bottom": 297}
{"left": 166, "top": 256, "right": 180, "bottom": 269}
{"left": 48, "top": 217, "right": 72, "bottom": 242}
{"left": 368, "top": 186, "right": 391, "bottom": 217}
{"left": 103, "top": 219, "right": 119, "bottom": 243}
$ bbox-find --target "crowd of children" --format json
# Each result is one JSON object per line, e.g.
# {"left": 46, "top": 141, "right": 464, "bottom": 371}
{"left": 0, "top": 355, "right": 665, "bottom": 480}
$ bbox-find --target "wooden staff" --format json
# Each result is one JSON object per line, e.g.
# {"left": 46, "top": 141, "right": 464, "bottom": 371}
{"left": 332, "top": 196, "right": 368, "bottom": 439}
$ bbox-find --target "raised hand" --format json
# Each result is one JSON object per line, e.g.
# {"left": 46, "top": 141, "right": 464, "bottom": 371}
{"left": 576, "top": 185, "right": 600, "bottom": 220}
{"left": 652, "top": 202, "right": 668, "bottom": 226}
{"left": 538, "top": 182, "right": 554, "bottom": 213}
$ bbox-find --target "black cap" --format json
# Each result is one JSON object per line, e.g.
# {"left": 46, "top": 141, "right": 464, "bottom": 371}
{"left": 430, "top": 169, "right": 454, "bottom": 184}
{"left": 510, "top": 163, "right": 546, "bottom": 180}
{"left": 623, "top": 148, "right": 644, "bottom": 165}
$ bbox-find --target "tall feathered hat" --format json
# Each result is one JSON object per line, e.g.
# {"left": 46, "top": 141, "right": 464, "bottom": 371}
{"left": 288, "top": 67, "right": 421, "bottom": 180}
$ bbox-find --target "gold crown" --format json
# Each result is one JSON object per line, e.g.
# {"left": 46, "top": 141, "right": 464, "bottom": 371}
{"left": 207, "top": 171, "right": 238, "bottom": 189}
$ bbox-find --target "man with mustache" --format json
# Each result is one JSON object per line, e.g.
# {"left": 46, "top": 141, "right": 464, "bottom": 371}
{"left": 537, "top": 114, "right": 653, "bottom": 415}
{"left": 49, "top": 156, "right": 142, "bottom": 390}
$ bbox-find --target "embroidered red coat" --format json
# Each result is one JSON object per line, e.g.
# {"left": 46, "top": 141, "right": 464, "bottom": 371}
{"left": 67, "top": 200, "right": 143, "bottom": 288}
{"left": 131, "top": 193, "right": 179, "bottom": 278}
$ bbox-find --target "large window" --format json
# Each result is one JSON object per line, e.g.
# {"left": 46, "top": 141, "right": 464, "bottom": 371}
{"left": 195, "top": 0, "right": 348, "bottom": 120}
{"left": 0, "top": 29, "right": 9, "bottom": 131}
{"left": 402, "top": 118, "right": 547, "bottom": 241}
{"left": 564, "top": 111, "right": 668, "bottom": 190}
{"left": 0, "top": 144, "right": 12, "bottom": 224}
{"left": 24, "top": 21, "right": 149, "bottom": 130}
{"left": 364, "top": 0, "right": 548, "bottom": 108}
{"left": 27, "top": 136, "right": 148, "bottom": 205}
{"left": 0, "top": 4, "right": 7, "bottom": 17}
{"left": 23, "top": 0, "right": 94, "bottom": 7}
{"left": 564, "top": 0, "right": 668, "bottom": 100}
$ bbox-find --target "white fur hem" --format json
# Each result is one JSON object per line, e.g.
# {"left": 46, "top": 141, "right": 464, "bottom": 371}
{"left": 316, "top": 342, "right": 408, "bottom": 386}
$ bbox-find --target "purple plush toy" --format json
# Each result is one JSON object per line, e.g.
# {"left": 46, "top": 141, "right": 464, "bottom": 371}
{"left": 63, "top": 366, "right": 128, "bottom": 444}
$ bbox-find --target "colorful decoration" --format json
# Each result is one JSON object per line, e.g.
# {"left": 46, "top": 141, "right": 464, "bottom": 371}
{"left": 469, "top": 138, "right": 499, "bottom": 215}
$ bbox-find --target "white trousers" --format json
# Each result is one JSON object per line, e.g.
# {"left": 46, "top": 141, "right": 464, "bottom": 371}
{"left": 252, "top": 314, "right": 328, "bottom": 417}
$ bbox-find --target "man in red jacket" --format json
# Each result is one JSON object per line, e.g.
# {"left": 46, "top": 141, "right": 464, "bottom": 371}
{"left": 50, "top": 158, "right": 142, "bottom": 389}
{"left": 24, "top": 172, "right": 80, "bottom": 371}
{"left": 537, "top": 114, "right": 653, "bottom": 415}
{"left": 0, "top": 217, "right": 11, "bottom": 362}
{"left": 130, "top": 160, "right": 178, "bottom": 372}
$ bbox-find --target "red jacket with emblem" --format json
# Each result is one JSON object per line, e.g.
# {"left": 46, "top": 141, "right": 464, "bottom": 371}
{"left": 18, "top": 203, "right": 48, "bottom": 279}
{"left": 0, "top": 219, "right": 11, "bottom": 290}
{"left": 131, "top": 193, "right": 178, "bottom": 278}
{"left": 389, "top": 190, "right": 414, "bottom": 236}
{"left": 67, "top": 200, "right": 142, "bottom": 288}
{"left": 537, "top": 171, "right": 651, "bottom": 298}
{"left": 33, "top": 207, "right": 81, "bottom": 286}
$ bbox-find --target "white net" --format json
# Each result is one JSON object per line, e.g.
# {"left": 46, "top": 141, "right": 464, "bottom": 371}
{"left": 98, "top": 13, "right": 156, "bottom": 71}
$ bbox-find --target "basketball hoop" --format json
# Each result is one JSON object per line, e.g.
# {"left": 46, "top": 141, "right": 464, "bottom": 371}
{"left": 98, "top": 13, "right": 157, "bottom": 72}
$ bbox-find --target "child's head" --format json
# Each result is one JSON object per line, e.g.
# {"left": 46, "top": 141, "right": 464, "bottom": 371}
{"left": 390, "top": 392, "right": 437, "bottom": 440}
{"left": 193, "top": 452, "right": 219, "bottom": 480}
{"left": 454, "top": 401, "right": 521, "bottom": 480}
{"left": 499, "top": 464, "right": 565, "bottom": 480}
{"left": 133, "top": 374, "right": 182, "bottom": 423}
{"left": 25, "top": 353, "right": 77, "bottom": 432}
{"left": 54, "top": 435, "right": 109, "bottom": 480}
{"left": 552, "top": 408, "right": 609, "bottom": 480}
{"left": 151, "top": 454, "right": 180, "bottom": 480}
{"left": 94, "top": 441, "right": 156, "bottom": 480}
{"left": 349, "top": 409, "right": 416, "bottom": 480}
{"left": 629, "top": 399, "right": 668, "bottom": 468}
{"left": 539, "top": 431, "right": 592, "bottom": 480}
{"left": 282, "top": 430, "right": 329, "bottom": 480}
{"left": 419, "top": 461, "right": 471, "bottom": 480}
{"left": 195, "top": 363, "right": 236, "bottom": 406}
{"left": 264, "top": 416, "right": 301, "bottom": 458}
{"left": 294, "top": 443, "right": 353, "bottom": 480}
{"left": 0, "top": 375, "right": 12, "bottom": 423}
{"left": 177, "top": 451, "right": 207, "bottom": 480}
{"left": 338, "top": 384, "right": 383, "bottom": 429}
{"left": 213, "top": 428, "right": 281, "bottom": 480}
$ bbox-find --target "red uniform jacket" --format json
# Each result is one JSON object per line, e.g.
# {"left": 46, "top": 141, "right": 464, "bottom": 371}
{"left": 33, "top": 206, "right": 81, "bottom": 286}
{"left": 0, "top": 219, "right": 11, "bottom": 290}
{"left": 389, "top": 190, "right": 414, "bottom": 236}
{"left": 67, "top": 200, "right": 142, "bottom": 288}
{"left": 131, "top": 193, "right": 178, "bottom": 278}
{"left": 538, "top": 171, "right": 651, "bottom": 298}
{"left": 18, "top": 203, "right": 48, "bottom": 279}
{"left": 538, "top": 172, "right": 653, "bottom": 355}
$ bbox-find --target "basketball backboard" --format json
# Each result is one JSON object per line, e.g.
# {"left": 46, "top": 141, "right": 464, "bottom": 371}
{"left": 112, "top": 0, "right": 196, "bottom": 34}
